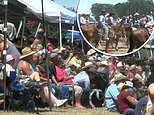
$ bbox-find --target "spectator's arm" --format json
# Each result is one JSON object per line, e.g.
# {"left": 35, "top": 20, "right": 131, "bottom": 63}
{"left": 126, "top": 96, "right": 138, "bottom": 106}
{"left": 63, "top": 52, "right": 73, "bottom": 65}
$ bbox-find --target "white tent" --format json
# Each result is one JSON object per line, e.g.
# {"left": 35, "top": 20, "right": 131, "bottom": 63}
{"left": 17, "top": 0, "right": 76, "bottom": 49}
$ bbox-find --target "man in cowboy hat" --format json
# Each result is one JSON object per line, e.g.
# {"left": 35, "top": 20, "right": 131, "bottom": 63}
{"left": 80, "top": 14, "right": 89, "bottom": 25}
{"left": 105, "top": 73, "right": 128, "bottom": 112}
{"left": 98, "top": 9, "right": 110, "bottom": 53}
{"left": 98, "top": 9, "right": 109, "bottom": 40}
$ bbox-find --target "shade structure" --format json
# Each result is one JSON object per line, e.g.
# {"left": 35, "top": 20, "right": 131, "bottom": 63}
{"left": 17, "top": 0, "right": 76, "bottom": 24}
{"left": 17, "top": 0, "right": 77, "bottom": 49}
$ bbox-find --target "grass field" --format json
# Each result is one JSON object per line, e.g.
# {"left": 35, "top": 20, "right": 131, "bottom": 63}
{"left": 0, "top": 107, "right": 120, "bottom": 115}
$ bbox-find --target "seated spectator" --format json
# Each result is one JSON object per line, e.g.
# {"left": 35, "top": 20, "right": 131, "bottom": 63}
{"left": 36, "top": 55, "right": 69, "bottom": 100}
{"left": 117, "top": 81, "right": 138, "bottom": 115}
{"left": 108, "top": 57, "right": 117, "bottom": 80}
{"left": 50, "top": 53, "right": 85, "bottom": 109}
{"left": 105, "top": 73, "right": 128, "bottom": 112}
{"left": 135, "top": 96, "right": 148, "bottom": 115}
{"left": 87, "top": 49, "right": 97, "bottom": 62}
{"left": 131, "top": 77, "right": 146, "bottom": 100}
{"left": 116, "top": 61, "right": 127, "bottom": 76}
{"left": 127, "top": 65, "right": 136, "bottom": 81}
{"left": 135, "top": 66, "right": 147, "bottom": 84}
{"left": 30, "top": 38, "right": 41, "bottom": 51}
{"left": 146, "top": 83, "right": 154, "bottom": 114}
{"left": 17, "top": 47, "right": 67, "bottom": 107}
{"left": 69, "top": 51, "right": 82, "bottom": 70}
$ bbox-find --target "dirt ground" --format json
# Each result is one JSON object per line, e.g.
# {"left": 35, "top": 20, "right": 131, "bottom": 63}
{"left": 97, "top": 36, "right": 129, "bottom": 55}
{"left": 0, "top": 107, "right": 120, "bottom": 115}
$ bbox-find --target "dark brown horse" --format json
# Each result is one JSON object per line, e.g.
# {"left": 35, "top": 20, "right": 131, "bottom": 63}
{"left": 126, "top": 27, "right": 149, "bottom": 53}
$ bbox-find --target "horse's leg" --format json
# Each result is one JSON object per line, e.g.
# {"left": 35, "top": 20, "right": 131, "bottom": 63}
{"left": 127, "top": 32, "right": 134, "bottom": 53}
{"left": 105, "top": 40, "right": 110, "bottom": 53}
{"left": 115, "top": 36, "right": 119, "bottom": 51}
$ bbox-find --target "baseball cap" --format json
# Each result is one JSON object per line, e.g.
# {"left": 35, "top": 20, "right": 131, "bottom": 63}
{"left": 6, "top": 54, "right": 16, "bottom": 62}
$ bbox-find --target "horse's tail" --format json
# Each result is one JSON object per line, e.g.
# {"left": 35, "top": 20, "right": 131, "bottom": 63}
{"left": 127, "top": 31, "right": 134, "bottom": 53}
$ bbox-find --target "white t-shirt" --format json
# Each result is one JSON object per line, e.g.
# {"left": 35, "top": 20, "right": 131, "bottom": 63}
{"left": 99, "top": 15, "right": 106, "bottom": 26}
{"left": 80, "top": 16, "right": 87, "bottom": 25}
{"left": 6, "top": 64, "right": 15, "bottom": 77}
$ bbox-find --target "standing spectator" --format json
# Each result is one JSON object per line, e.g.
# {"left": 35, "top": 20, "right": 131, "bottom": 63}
{"left": 0, "top": 34, "right": 21, "bottom": 69}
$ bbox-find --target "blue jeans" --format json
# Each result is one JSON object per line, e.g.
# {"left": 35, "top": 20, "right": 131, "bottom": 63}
{"left": 50, "top": 84, "right": 69, "bottom": 99}
{"left": 124, "top": 108, "right": 135, "bottom": 115}
{"left": 72, "top": 71, "right": 90, "bottom": 90}
{"left": 102, "top": 25, "right": 109, "bottom": 39}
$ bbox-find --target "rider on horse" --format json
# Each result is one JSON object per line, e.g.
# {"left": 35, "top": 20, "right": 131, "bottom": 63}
{"left": 106, "top": 13, "right": 115, "bottom": 27}
{"left": 98, "top": 9, "right": 110, "bottom": 53}
{"left": 80, "top": 14, "right": 89, "bottom": 26}
{"left": 98, "top": 10, "right": 109, "bottom": 41}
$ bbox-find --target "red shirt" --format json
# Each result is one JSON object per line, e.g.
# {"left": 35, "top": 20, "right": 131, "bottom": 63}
{"left": 127, "top": 72, "right": 135, "bottom": 80}
{"left": 117, "top": 90, "right": 134, "bottom": 113}
{"left": 108, "top": 62, "right": 117, "bottom": 72}
{"left": 55, "top": 66, "right": 73, "bottom": 84}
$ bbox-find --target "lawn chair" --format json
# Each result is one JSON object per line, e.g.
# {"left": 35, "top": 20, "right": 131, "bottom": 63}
{"left": 6, "top": 71, "right": 40, "bottom": 112}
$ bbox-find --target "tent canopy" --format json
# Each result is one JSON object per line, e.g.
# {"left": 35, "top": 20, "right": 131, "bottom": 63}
{"left": 17, "top": 0, "right": 76, "bottom": 24}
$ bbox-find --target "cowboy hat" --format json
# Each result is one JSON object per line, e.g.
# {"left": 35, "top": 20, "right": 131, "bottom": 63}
{"left": 0, "top": 34, "right": 4, "bottom": 42}
{"left": 129, "top": 65, "right": 136, "bottom": 71}
{"left": 87, "top": 49, "right": 96, "bottom": 56}
{"left": 110, "top": 73, "right": 128, "bottom": 83}
{"left": 96, "top": 60, "right": 108, "bottom": 66}
{"left": 20, "top": 47, "right": 36, "bottom": 59}
{"left": 82, "top": 62, "right": 95, "bottom": 69}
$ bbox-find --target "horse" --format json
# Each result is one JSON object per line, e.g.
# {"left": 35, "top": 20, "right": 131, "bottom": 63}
{"left": 80, "top": 23, "right": 120, "bottom": 52}
{"left": 125, "top": 27, "right": 150, "bottom": 53}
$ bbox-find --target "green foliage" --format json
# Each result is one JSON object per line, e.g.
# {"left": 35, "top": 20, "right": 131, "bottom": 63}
{"left": 91, "top": 0, "right": 154, "bottom": 20}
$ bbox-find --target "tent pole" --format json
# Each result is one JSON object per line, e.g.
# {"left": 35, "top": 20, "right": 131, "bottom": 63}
{"left": 71, "top": 25, "right": 74, "bottom": 47}
{"left": 59, "top": 16, "right": 63, "bottom": 50}
{"left": 41, "top": 0, "right": 52, "bottom": 111}
{"left": 16, "top": 20, "right": 23, "bottom": 38}
{"left": 21, "top": 16, "right": 26, "bottom": 46}
{"left": 3, "top": 0, "right": 8, "bottom": 111}
{"left": 34, "top": 22, "right": 41, "bottom": 38}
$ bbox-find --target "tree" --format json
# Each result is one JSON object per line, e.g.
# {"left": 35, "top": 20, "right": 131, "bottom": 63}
{"left": 91, "top": 0, "right": 154, "bottom": 20}
{"left": 91, "top": 3, "right": 115, "bottom": 21}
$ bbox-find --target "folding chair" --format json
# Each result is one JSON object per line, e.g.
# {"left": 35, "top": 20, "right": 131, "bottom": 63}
{"left": 7, "top": 71, "right": 40, "bottom": 112}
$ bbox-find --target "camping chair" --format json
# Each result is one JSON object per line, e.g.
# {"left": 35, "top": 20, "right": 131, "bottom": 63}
{"left": 57, "top": 83, "right": 75, "bottom": 106}
{"left": 7, "top": 71, "right": 40, "bottom": 112}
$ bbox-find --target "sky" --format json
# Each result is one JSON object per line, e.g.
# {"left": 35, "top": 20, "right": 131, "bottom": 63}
{"left": 54, "top": 0, "right": 79, "bottom": 10}
{"left": 78, "top": 0, "right": 128, "bottom": 14}
{"left": 54, "top": 0, "right": 154, "bottom": 14}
